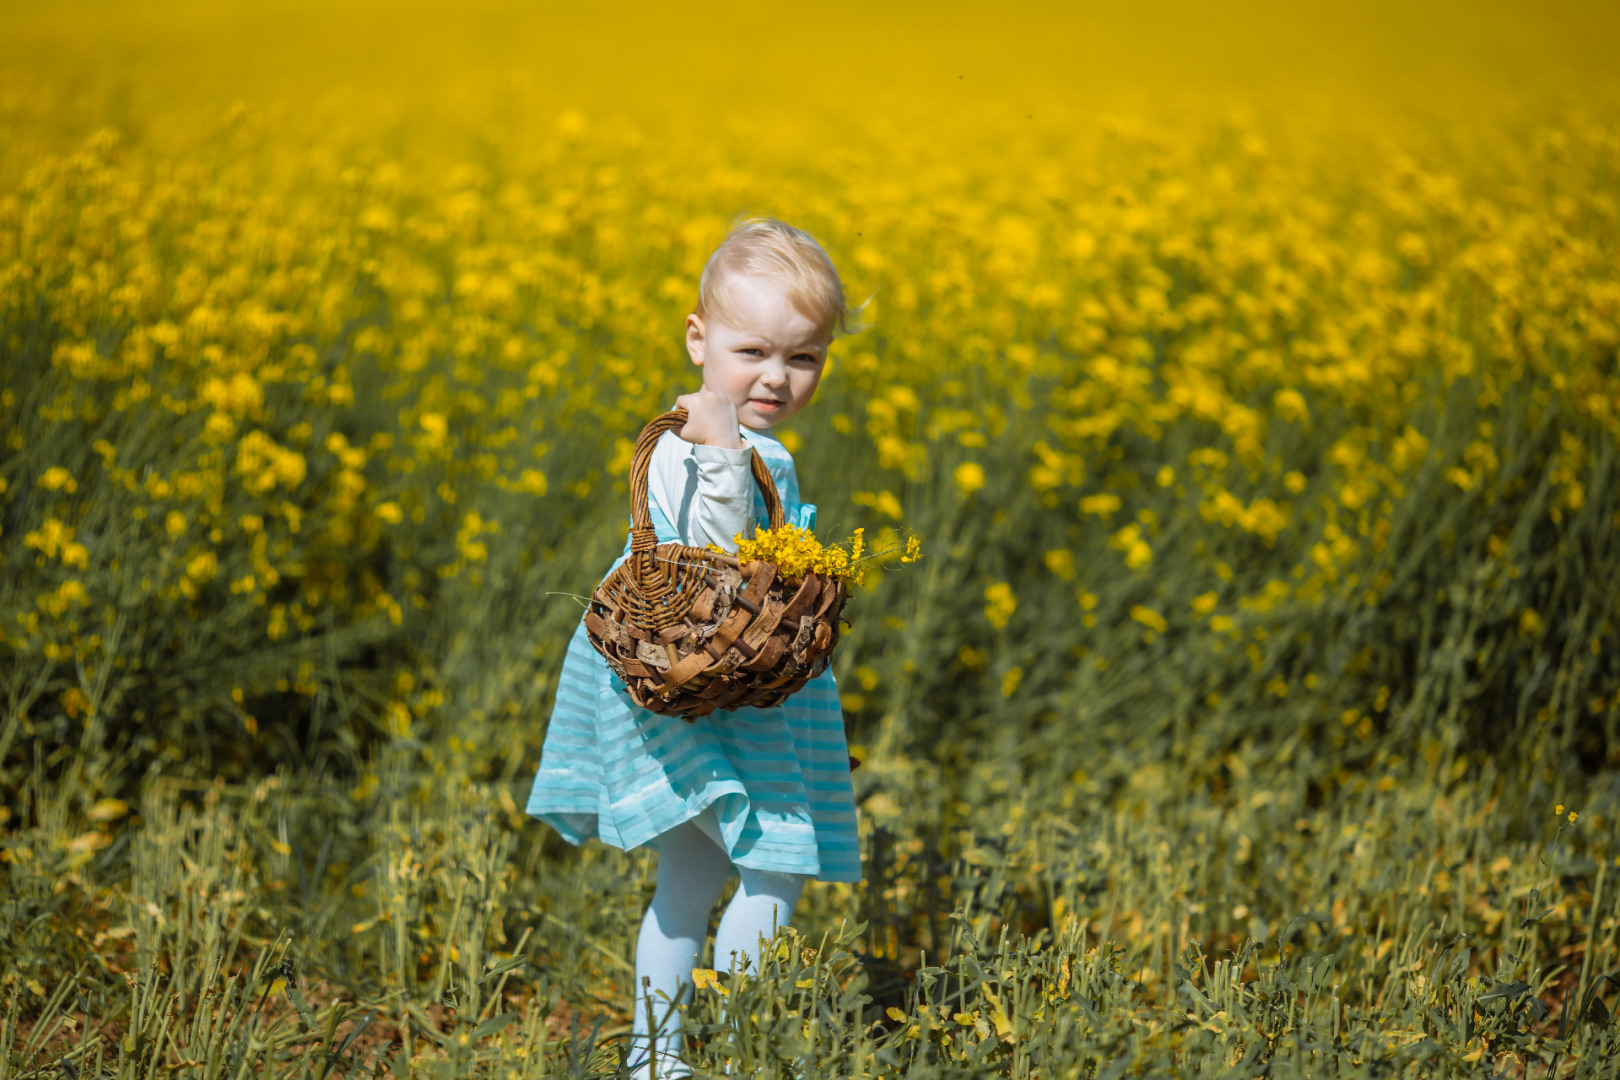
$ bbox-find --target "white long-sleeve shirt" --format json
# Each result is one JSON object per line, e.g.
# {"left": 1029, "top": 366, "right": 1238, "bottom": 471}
{"left": 645, "top": 430, "right": 757, "bottom": 553}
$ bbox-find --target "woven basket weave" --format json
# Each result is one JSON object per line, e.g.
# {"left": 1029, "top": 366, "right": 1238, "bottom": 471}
{"left": 584, "top": 410, "right": 850, "bottom": 720}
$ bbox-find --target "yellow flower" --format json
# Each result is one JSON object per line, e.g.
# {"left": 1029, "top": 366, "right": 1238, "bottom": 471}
{"left": 726, "top": 523, "right": 888, "bottom": 583}
{"left": 418, "top": 412, "right": 449, "bottom": 451}
{"left": 954, "top": 461, "right": 986, "bottom": 495}
{"left": 40, "top": 467, "right": 77, "bottom": 492}
{"left": 690, "top": 968, "right": 726, "bottom": 993}
{"left": 200, "top": 372, "right": 264, "bottom": 417}
{"left": 1080, "top": 493, "right": 1121, "bottom": 517}
{"left": 204, "top": 413, "right": 237, "bottom": 443}
{"left": 1000, "top": 666, "right": 1023, "bottom": 696}
{"left": 236, "top": 431, "right": 307, "bottom": 493}
{"left": 984, "top": 582, "right": 1017, "bottom": 630}
{"left": 515, "top": 469, "right": 548, "bottom": 496}
{"left": 1109, "top": 523, "right": 1153, "bottom": 569}
{"left": 385, "top": 701, "right": 412, "bottom": 738}
{"left": 88, "top": 798, "right": 128, "bottom": 821}
{"left": 1130, "top": 606, "right": 1168, "bottom": 633}
{"left": 24, "top": 518, "right": 70, "bottom": 558}
{"left": 52, "top": 580, "right": 88, "bottom": 612}
{"left": 1273, "top": 388, "right": 1309, "bottom": 423}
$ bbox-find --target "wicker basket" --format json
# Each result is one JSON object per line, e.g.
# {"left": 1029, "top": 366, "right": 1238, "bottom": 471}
{"left": 584, "top": 410, "right": 850, "bottom": 720}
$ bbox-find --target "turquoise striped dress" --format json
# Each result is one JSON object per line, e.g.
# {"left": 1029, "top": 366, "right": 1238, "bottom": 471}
{"left": 526, "top": 427, "right": 861, "bottom": 883}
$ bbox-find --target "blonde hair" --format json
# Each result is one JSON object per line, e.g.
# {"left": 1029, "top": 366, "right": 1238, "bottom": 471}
{"left": 695, "top": 216, "right": 865, "bottom": 337}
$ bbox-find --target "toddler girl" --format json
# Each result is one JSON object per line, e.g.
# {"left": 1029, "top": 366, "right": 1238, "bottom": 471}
{"left": 526, "top": 217, "right": 863, "bottom": 1079}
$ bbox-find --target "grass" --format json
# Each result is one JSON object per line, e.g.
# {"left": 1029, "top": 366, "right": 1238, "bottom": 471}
{"left": 3, "top": 738, "right": 1618, "bottom": 1077}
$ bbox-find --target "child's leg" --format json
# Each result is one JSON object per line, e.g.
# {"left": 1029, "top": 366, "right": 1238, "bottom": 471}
{"left": 712, "top": 866, "right": 807, "bottom": 976}
{"left": 631, "top": 819, "right": 732, "bottom": 1079}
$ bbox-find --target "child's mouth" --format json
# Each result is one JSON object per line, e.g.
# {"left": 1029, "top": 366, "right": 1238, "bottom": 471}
{"left": 749, "top": 399, "right": 785, "bottom": 411}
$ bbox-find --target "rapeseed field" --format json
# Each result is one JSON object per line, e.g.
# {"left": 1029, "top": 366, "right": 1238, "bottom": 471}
{"left": 4, "top": 1, "right": 1620, "bottom": 1075}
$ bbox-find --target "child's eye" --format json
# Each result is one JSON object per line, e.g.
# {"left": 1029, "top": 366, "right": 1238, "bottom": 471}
{"left": 792, "top": 353, "right": 820, "bottom": 363}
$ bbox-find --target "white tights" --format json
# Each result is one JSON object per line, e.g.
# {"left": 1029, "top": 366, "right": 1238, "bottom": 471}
{"left": 629, "top": 819, "right": 806, "bottom": 1079}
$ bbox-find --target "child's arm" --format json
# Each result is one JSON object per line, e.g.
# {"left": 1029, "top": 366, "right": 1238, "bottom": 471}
{"left": 644, "top": 391, "right": 755, "bottom": 552}
{"left": 674, "top": 390, "right": 744, "bottom": 450}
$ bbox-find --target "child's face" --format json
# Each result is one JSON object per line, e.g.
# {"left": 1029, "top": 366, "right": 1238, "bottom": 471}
{"left": 685, "top": 274, "right": 831, "bottom": 432}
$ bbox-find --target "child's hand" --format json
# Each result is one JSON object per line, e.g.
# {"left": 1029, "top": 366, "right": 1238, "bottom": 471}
{"left": 675, "top": 390, "right": 745, "bottom": 449}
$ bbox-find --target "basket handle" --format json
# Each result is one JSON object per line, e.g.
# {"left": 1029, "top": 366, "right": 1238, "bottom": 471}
{"left": 627, "top": 409, "right": 787, "bottom": 594}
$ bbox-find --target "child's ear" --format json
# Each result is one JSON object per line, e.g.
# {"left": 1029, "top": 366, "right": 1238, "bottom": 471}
{"left": 685, "top": 314, "right": 706, "bottom": 367}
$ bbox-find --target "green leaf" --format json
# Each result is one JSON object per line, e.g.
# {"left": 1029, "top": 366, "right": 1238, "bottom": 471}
{"left": 476, "top": 955, "right": 528, "bottom": 985}
{"left": 332, "top": 1012, "right": 375, "bottom": 1058}
{"left": 277, "top": 957, "right": 317, "bottom": 1033}
{"left": 1479, "top": 980, "right": 1531, "bottom": 1003}
{"left": 470, "top": 1012, "right": 520, "bottom": 1040}
{"left": 1585, "top": 994, "right": 1610, "bottom": 1028}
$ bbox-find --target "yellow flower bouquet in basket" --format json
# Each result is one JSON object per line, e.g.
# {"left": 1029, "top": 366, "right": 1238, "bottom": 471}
{"left": 585, "top": 410, "right": 918, "bottom": 720}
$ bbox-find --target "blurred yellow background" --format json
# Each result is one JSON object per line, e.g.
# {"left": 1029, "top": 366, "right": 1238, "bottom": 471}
{"left": 5, "top": 0, "right": 1617, "bottom": 164}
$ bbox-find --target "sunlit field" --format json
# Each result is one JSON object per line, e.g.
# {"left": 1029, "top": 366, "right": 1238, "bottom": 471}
{"left": 5, "top": 1, "right": 1620, "bottom": 1076}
